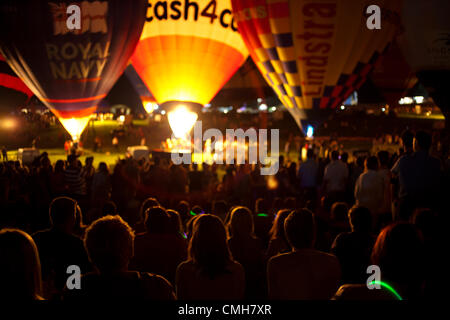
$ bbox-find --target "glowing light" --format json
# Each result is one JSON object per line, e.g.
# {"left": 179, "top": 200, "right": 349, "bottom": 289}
{"left": 399, "top": 97, "right": 414, "bottom": 105}
{"left": 118, "top": 115, "right": 125, "bottom": 123}
{"left": 381, "top": 107, "right": 386, "bottom": 112}
{"left": 369, "top": 281, "right": 403, "bottom": 300}
{"left": 259, "top": 103, "right": 268, "bottom": 111}
{"left": 301, "top": 147, "right": 308, "bottom": 161}
{"left": 1, "top": 118, "right": 16, "bottom": 129}
{"left": 340, "top": 105, "right": 345, "bottom": 110}
{"left": 267, "top": 176, "right": 278, "bottom": 190}
{"left": 144, "top": 102, "right": 158, "bottom": 114}
{"left": 414, "top": 96, "right": 424, "bottom": 104}
{"left": 306, "top": 125, "right": 314, "bottom": 139}
{"left": 59, "top": 116, "right": 91, "bottom": 142}
{"left": 161, "top": 110, "right": 166, "bottom": 115}
{"left": 168, "top": 105, "right": 198, "bottom": 139}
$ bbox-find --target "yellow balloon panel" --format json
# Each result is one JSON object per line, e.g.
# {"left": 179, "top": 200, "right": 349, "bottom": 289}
{"left": 132, "top": 0, "right": 248, "bottom": 105}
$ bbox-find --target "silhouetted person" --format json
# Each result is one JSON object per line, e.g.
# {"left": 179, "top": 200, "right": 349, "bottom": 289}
{"left": 33, "top": 197, "right": 90, "bottom": 299}
{"left": 131, "top": 206, "right": 187, "bottom": 285}
{"left": 267, "top": 209, "right": 341, "bottom": 299}
{"left": 0, "top": 229, "right": 43, "bottom": 300}
{"left": 227, "top": 207, "right": 265, "bottom": 299}
{"left": 391, "top": 131, "right": 442, "bottom": 220}
{"left": 176, "top": 214, "right": 245, "bottom": 300}
{"left": 266, "top": 209, "right": 291, "bottom": 259}
{"left": 334, "top": 223, "right": 425, "bottom": 300}
{"left": 331, "top": 206, "right": 375, "bottom": 284}
{"left": 64, "top": 215, "right": 175, "bottom": 300}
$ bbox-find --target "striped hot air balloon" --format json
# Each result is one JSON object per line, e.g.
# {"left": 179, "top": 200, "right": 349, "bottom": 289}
{"left": 231, "top": 0, "right": 402, "bottom": 129}
{"left": 131, "top": 0, "right": 249, "bottom": 109}
{"left": 0, "top": 0, "right": 147, "bottom": 141}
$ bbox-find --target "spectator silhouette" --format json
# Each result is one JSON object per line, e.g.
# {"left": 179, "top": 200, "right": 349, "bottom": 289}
{"left": 267, "top": 209, "right": 341, "bottom": 299}
{"left": 64, "top": 215, "right": 175, "bottom": 300}
{"left": 266, "top": 209, "right": 291, "bottom": 258}
{"left": 0, "top": 229, "right": 43, "bottom": 300}
{"left": 33, "top": 197, "right": 90, "bottom": 299}
{"left": 227, "top": 207, "right": 265, "bottom": 299}
{"left": 331, "top": 206, "right": 375, "bottom": 284}
{"left": 130, "top": 206, "right": 187, "bottom": 285}
{"left": 176, "top": 214, "right": 245, "bottom": 300}
{"left": 334, "top": 222, "right": 424, "bottom": 300}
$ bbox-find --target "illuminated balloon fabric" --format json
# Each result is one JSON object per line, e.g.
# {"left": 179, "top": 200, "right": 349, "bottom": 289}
{"left": 0, "top": 0, "right": 147, "bottom": 139}
{"left": 370, "top": 42, "right": 417, "bottom": 106}
{"left": 0, "top": 54, "right": 33, "bottom": 99}
{"left": 131, "top": 0, "right": 249, "bottom": 106}
{"left": 399, "top": 0, "right": 450, "bottom": 123}
{"left": 231, "top": 0, "right": 402, "bottom": 128}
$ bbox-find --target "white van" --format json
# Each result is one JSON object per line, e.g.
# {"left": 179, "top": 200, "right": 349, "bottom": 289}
{"left": 17, "top": 148, "right": 40, "bottom": 165}
{"left": 126, "top": 146, "right": 149, "bottom": 161}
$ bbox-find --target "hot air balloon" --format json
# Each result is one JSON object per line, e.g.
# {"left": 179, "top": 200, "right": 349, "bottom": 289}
{"left": 131, "top": 0, "right": 249, "bottom": 138}
{"left": 0, "top": 53, "right": 33, "bottom": 101}
{"left": 231, "top": 0, "right": 402, "bottom": 129}
{"left": 0, "top": 0, "right": 147, "bottom": 141}
{"left": 370, "top": 42, "right": 417, "bottom": 107}
{"left": 398, "top": 0, "right": 450, "bottom": 128}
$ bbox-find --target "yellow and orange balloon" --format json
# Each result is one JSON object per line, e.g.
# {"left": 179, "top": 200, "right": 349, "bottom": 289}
{"left": 131, "top": 0, "right": 249, "bottom": 107}
{"left": 231, "top": 0, "right": 402, "bottom": 129}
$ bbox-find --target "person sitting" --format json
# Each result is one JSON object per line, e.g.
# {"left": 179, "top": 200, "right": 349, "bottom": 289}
{"left": 130, "top": 206, "right": 187, "bottom": 285}
{"left": 266, "top": 209, "right": 292, "bottom": 259}
{"left": 331, "top": 206, "right": 375, "bottom": 284}
{"left": 176, "top": 214, "right": 245, "bottom": 300}
{"left": 267, "top": 209, "right": 341, "bottom": 300}
{"left": 33, "top": 197, "right": 90, "bottom": 299}
{"left": 333, "top": 222, "right": 425, "bottom": 300}
{"left": 64, "top": 215, "right": 175, "bottom": 300}
{"left": 0, "top": 229, "right": 43, "bottom": 300}
{"left": 227, "top": 207, "right": 265, "bottom": 299}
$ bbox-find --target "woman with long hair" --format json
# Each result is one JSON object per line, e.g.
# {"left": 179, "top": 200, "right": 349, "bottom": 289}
{"left": 227, "top": 207, "right": 265, "bottom": 299}
{"left": 176, "top": 214, "right": 244, "bottom": 300}
{"left": 266, "top": 209, "right": 292, "bottom": 258}
{"left": 0, "top": 229, "right": 43, "bottom": 300}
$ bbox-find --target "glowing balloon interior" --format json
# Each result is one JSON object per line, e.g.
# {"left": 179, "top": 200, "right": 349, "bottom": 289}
{"left": 231, "top": 0, "right": 402, "bottom": 128}
{"left": 0, "top": 0, "right": 147, "bottom": 141}
{"left": 131, "top": 0, "right": 248, "bottom": 106}
{"left": 168, "top": 105, "right": 198, "bottom": 139}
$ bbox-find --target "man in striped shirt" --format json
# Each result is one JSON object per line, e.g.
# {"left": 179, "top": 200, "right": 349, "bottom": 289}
{"left": 64, "top": 154, "right": 86, "bottom": 200}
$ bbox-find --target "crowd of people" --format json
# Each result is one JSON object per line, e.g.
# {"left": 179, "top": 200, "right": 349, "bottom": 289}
{"left": 0, "top": 129, "right": 448, "bottom": 301}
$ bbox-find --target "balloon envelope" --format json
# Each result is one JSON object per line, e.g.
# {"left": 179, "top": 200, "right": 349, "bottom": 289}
{"left": 0, "top": 54, "right": 33, "bottom": 100}
{"left": 131, "top": 0, "right": 248, "bottom": 107}
{"left": 231, "top": 0, "right": 402, "bottom": 128}
{"left": 0, "top": 0, "right": 147, "bottom": 140}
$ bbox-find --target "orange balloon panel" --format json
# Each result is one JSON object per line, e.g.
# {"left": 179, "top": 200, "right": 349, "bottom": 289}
{"left": 132, "top": 35, "right": 245, "bottom": 105}
{"left": 131, "top": 0, "right": 248, "bottom": 106}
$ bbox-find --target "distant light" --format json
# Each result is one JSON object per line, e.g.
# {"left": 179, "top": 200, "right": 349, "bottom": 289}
{"left": 257, "top": 98, "right": 263, "bottom": 103}
{"left": 223, "top": 109, "right": 229, "bottom": 114}
{"left": 144, "top": 102, "right": 158, "bottom": 114}
{"left": 204, "top": 104, "right": 211, "bottom": 108}
{"left": 306, "top": 125, "right": 314, "bottom": 138}
{"left": 399, "top": 97, "right": 414, "bottom": 105}
{"left": 118, "top": 115, "right": 125, "bottom": 123}
{"left": 161, "top": 110, "right": 166, "bottom": 115}
{"left": 267, "top": 176, "right": 278, "bottom": 190}
{"left": 426, "top": 111, "right": 431, "bottom": 116}
{"left": 259, "top": 103, "right": 268, "bottom": 111}
{"left": 414, "top": 96, "right": 424, "bottom": 104}
{"left": 381, "top": 107, "right": 386, "bottom": 112}
{"left": 340, "top": 105, "right": 345, "bottom": 110}
{"left": 269, "top": 106, "right": 276, "bottom": 112}
{"left": 1, "top": 118, "right": 16, "bottom": 129}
